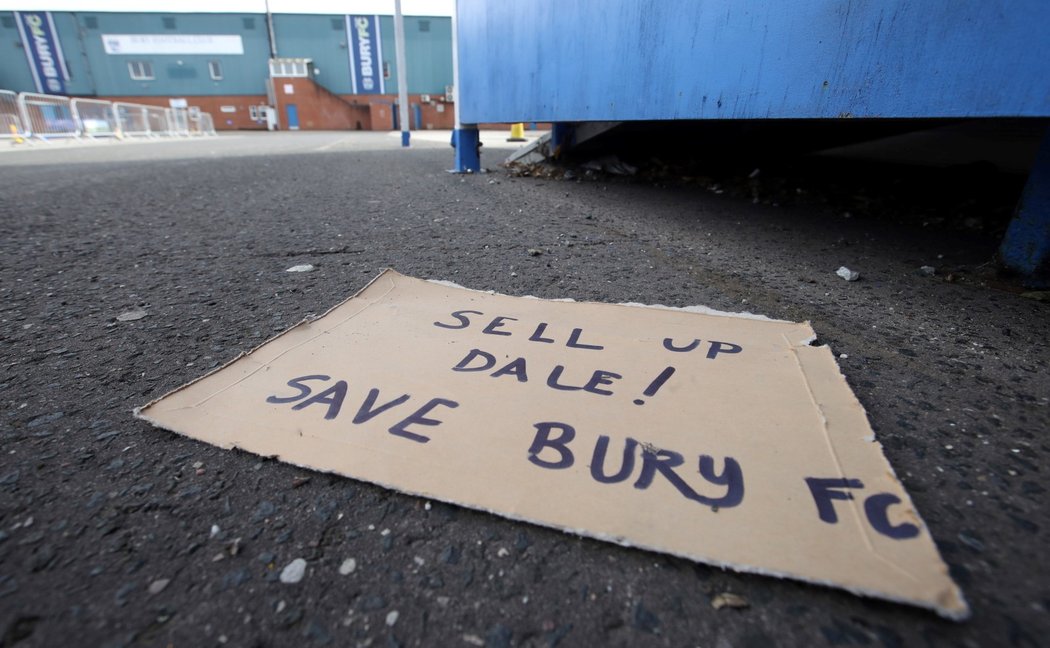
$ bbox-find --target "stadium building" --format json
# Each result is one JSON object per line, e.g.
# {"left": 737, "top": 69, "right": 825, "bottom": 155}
{"left": 0, "top": 9, "right": 454, "bottom": 130}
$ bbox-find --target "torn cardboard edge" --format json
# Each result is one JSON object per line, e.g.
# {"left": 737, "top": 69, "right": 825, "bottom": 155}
{"left": 134, "top": 268, "right": 969, "bottom": 621}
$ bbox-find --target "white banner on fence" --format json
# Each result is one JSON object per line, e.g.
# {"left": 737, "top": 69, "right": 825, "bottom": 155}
{"left": 102, "top": 34, "right": 244, "bottom": 55}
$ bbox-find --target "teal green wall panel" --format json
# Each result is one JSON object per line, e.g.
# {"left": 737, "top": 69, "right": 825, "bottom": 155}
{"left": 0, "top": 12, "right": 37, "bottom": 92}
{"left": 68, "top": 12, "right": 272, "bottom": 96}
{"left": 272, "top": 14, "right": 354, "bottom": 94}
{"left": 379, "top": 16, "right": 452, "bottom": 95}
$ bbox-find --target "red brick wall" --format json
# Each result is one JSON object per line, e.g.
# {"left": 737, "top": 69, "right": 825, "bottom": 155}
{"left": 96, "top": 90, "right": 542, "bottom": 133}
{"left": 338, "top": 95, "right": 455, "bottom": 131}
{"left": 99, "top": 95, "right": 270, "bottom": 130}
{"left": 273, "top": 78, "right": 360, "bottom": 131}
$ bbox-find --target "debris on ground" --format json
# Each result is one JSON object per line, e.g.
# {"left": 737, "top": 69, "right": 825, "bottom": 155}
{"left": 148, "top": 579, "right": 170, "bottom": 595}
{"left": 338, "top": 558, "right": 357, "bottom": 575}
{"left": 285, "top": 264, "right": 316, "bottom": 273}
{"left": 836, "top": 266, "right": 861, "bottom": 281}
{"left": 710, "top": 592, "right": 750, "bottom": 610}
{"left": 1021, "top": 291, "right": 1050, "bottom": 302}
{"left": 116, "top": 310, "right": 147, "bottom": 322}
{"left": 280, "top": 558, "right": 307, "bottom": 584}
{"left": 918, "top": 265, "right": 937, "bottom": 276}
{"left": 504, "top": 161, "right": 569, "bottom": 179}
{"left": 581, "top": 155, "right": 638, "bottom": 176}
{"left": 527, "top": 248, "right": 543, "bottom": 256}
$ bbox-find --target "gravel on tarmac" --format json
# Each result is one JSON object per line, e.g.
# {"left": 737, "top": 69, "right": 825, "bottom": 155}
{"left": 0, "top": 132, "right": 1047, "bottom": 647}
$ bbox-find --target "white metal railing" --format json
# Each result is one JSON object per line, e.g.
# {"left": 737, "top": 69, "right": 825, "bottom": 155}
{"left": 0, "top": 90, "right": 28, "bottom": 139}
{"left": 144, "top": 105, "right": 172, "bottom": 136}
{"left": 18, "top": 92, "right": 79, "bottom": 140}
{"left": 2, "top": 90, "right": 218, "bottom": 143}
{"left": 71, "top": 97, "right": 120, "bottom": 138}
{"left": 169, "top": 107, "right": 190, "bottom": 136}
{"left": 113, "top": 102, "right": 150, "bottom": 137}
{"left": 199, "top": 113, "right": 216, "bottom": 135}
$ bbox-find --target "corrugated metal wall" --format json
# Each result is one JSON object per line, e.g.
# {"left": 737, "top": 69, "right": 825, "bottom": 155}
{"left": 0, "top": 13, "right": 38, "bottom": 91}
{"left": 455, "top": 0, "right": 1050, "bottom": 124}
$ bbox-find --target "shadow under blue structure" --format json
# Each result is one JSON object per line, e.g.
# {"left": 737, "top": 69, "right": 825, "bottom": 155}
{"left": 455, "top": 0, "right": 1050, "bottom": 284}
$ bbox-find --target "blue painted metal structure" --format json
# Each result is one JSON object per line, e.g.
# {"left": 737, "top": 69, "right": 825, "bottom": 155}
{"left": 455, "top": 0, "right": 1050, "bottom": 281}
{"left": 452, "top": 128, "right": 480, "bottom": 172}
{"left": 1000, "top": 129, "right": 1050, "bottom": 286}
{"left": 456, "top": 0, "right": 1050, "bottom": 123}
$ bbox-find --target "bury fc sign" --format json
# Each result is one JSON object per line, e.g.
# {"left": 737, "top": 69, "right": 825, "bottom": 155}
{"left": 347, "top": 15, "right": 385, "bottom": 95}
{"left": 15, "top": 11, "right": 70, "bottom": 95}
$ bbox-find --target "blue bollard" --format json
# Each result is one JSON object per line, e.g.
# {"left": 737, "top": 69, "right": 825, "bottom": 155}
{"left": 452, "top": 127, "right": 481, "bottom": 172}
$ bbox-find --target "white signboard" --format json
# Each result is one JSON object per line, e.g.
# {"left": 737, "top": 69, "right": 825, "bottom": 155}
{"left": 102, "top": 34, "right": 244, "bottom": 55}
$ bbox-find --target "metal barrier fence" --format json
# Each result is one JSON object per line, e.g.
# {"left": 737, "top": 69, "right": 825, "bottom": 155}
{"left": 71, "top": 97, "right": 119, "bottom": 138}
{"left": 145, "top": 105, "right": 172, "bottom": 136}
{"left": 0, "top": 90, "right": 27, "bottom": 139}
{"left": 112, "top": 102, "right": 149, "bottom": 137}
{"left": 199, "top": 113, "right": 216, "bottom": 135}
{"left": 169, "top": 108, "right": 190, "bottom": 136}
{"left": 2, "top": 89, "right": 218, "bottom": 143}
{"left": 18, "top": 92, "right": 79, "bottom": 140}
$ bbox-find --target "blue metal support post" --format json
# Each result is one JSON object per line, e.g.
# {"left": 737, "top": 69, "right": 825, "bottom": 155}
{"left": 1000, "top": 127, "right": 1050, "bottom": 287}
{"left": 450, "top": 1, "right": 480, "bottom": 172}
{"left": 453, "top": 128, "right": 481, "bottom": 172}
{"left": 550, "top": 122, "right": 575, "bottom": 158}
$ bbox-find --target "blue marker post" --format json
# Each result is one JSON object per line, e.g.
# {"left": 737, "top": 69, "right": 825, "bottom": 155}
{"left": 1001, "top": 127, "right": 1050, "bottom": 288}
{"left": 450, "top": 3, "right": 480, "bottom": 172}
{"left": 393, "top": 0, "right": 410, "bottom": 147}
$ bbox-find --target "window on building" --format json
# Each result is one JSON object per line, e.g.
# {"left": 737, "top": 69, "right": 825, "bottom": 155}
{"left": 83, "top": 16, "right": 98, "bottom": 29}
{"left": 162, "top": 16, "right": 176, "bottom": 30}
{"left": 269, "top": 59, "right": 310, "bottom": 78}
{"left": 1, "top": 16, "right": 15, "bottom": 29}
{"left": 209, "top": 61, "right": 223, "bottom": 80}
{"left": 128, "top": 61, "right": 154, "bottom": 81}
{"left": 243, "top": 17, "right": 255, "bottom": 30}
{"left": 331, "top": 18, "right": 343, "bottom": 30}
{"left": 418, "top": 20, "right": 431, "bottom": 32}
{"left": 249, "top": 106, "right": 260, "bottom": 120}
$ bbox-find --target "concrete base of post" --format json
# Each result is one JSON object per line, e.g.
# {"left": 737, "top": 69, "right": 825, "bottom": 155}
{"left": 452, "top": 127, "right": 481, "bottom": 173}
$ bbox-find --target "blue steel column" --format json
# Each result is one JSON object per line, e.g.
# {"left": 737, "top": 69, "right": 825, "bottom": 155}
{"left": 550, "top": 122, "right": 576, "bottom": 158}
{"left": 451, "top": 1, "right": 480, "bottom": 172}
{"left": 1000, "top": 127, "right": 1050, "bottom": 287}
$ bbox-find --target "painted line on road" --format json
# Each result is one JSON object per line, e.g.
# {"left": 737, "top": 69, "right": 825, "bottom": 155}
{"left": 315, "top": 136, "right": 356, "bottom": 152}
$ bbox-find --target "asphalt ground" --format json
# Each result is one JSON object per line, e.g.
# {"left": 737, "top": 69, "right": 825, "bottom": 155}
{"left": 0, "top": 131, "right": 1047, "bottom": 647}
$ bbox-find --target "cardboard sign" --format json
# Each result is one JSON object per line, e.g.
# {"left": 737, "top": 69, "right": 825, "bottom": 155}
{"left": 136, "top": 270, "right": 968, "bottom": 619}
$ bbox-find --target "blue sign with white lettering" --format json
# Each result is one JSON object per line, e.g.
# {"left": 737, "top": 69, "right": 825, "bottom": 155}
{"left": 346, "top": 15, "right": 385, "bottom": 95}
{"left": 14, "top": 11, "right": 70, "bottom": 95}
